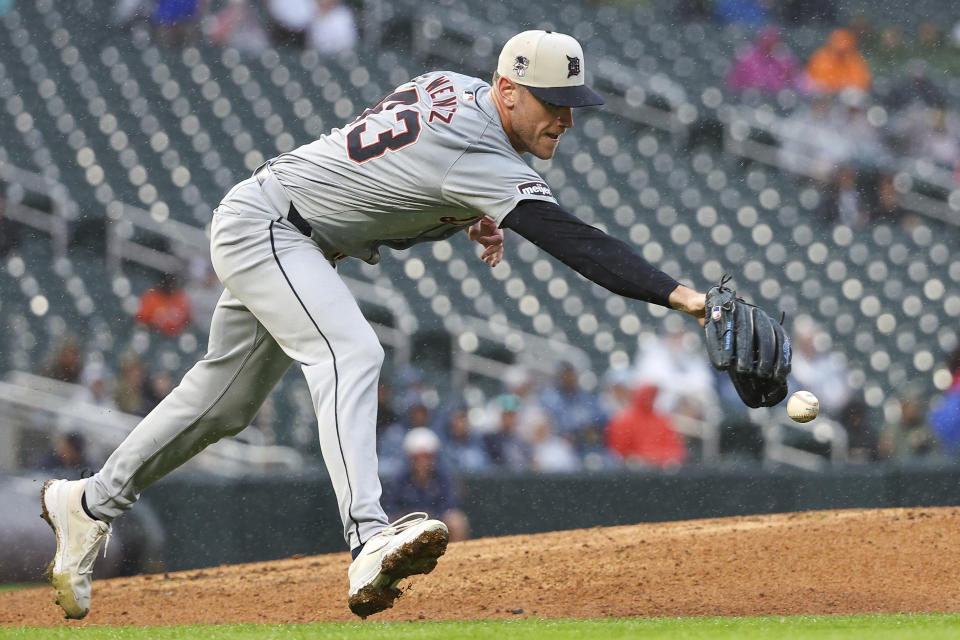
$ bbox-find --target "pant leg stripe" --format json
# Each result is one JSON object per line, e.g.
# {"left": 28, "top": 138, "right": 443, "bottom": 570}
{"left": 269, "top": 220, "right": 362, "bottom": 543}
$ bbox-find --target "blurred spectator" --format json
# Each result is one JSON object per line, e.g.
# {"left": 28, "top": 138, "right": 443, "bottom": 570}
{"left": 114, "top": 352, "right": 151, "bottom": 415}
{"left": 143, "top": 369, "right": 175, "bottom": 413}
{"left": 529, "top": 421, "right": 579, "bottom": 473}
{"left": 606, "top": 385, "right": 687, "bottom": 468}
{"left": 266, "top": 0, "right": 311, "bottom": 48}
{"left": 38, "top": 432, "right": 89, "bottom": 474}
{"left": 306, "top": 0, "right": 357, "bottom": 56}
{"left": 928, "top": 346, "right": 960, "bottom": 455}
{"left": 205, "top": 0, "right": 268, "bottom": 55}
{"left": 806, "top": 29, "right": 871, "bottom": 93}
{"left": 870, "top": 173, "right": 915, "bottom": 229}
{"left": 877, "top": 22, "right": 959, "bottom": 76}
{"left": 634, "top": 318, "right": 717, "bottom": 421}
{"left": 846, "top": 14, "right": 873, "bottom": 48}
{"left": 600, "top": 366, "right": 634, "bottom": 416}
{"left": 394, "top": 365, "right": 433, "bottom": 417}
{"left": 890, "top": 105, "right": 960, "bottom": 170}
{"left": 885, "top": 60, "right": 945, "bottom": 110}
{"left": 879, "top": 389, "right": 940, "bottom": 460}
{"left": 376, "top": 381, "right": 399, "bottom": 434}
{"left": 152, "top": 0, "right": 205, "bottom": 48}
{"left": 789, "top": 317, "right": 851, "bottom": 416}
{"left": 75, "top": 361, "right": 118, "bottom": 410}
{"left": 136, "top": 273, "right": 192, "bottom": 338}
{"left": 726, "top": 28, "right": 801, "bottom": 95}
{"left": 922, "top": 108, "right": 960, "bottom": 169}
{"left": 916, "top": 21, "right": 943, "bottom": 52}
{"left": 185, "top": 258, "right": 221, "bottom": 335}
{"left": 483, "top": 394, "right": 530, "bottom": 470}
{"left": 266, "top": 0, "right": 356, "bottom": 54}
{"left": 43, "top": 336, "right": 83, "bottom": 384}
{"left": 815, "top": 165, "right": 870, "bottom": 229}
{"left": 713, "top": 0, "right": 768, "bottom": 27}
{"left": 378, "top": 396, "right": 433, "bottom": 478}
{"left": 778, "top": 94, "right": 853, "bottom": 179}
{"left": 834, "top": 88, "right": 886, "bottom": 162}
{"left": 839, "top": 398, "right": 879, "bottom": 463}
{"left": 539, "top": 362, "right": 606, "bottom": 451}
{"left": 501, "top": 366, "right": 549, "bottom": 443}
{"left": 868, "top": 26, "right": 907, "bottom": 76}
{"left": 442, "top": 407, "right": 489, "bottom": 472}
{"left": 384, "top": 428, "right": 470, "bottom": 542}
{"left": 779, "top": 87, "right": 888, "bottom": 183}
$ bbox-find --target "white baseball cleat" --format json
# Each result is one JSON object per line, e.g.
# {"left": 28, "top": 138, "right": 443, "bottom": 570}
{"left": 347, "top": 512, "right": 449, "bottom": 618}
{"left": 40, "top": 478, "right": 111, "bottom": 619}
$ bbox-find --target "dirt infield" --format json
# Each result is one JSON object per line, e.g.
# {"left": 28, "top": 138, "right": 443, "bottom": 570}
{"left": 2, "top": 507, "right": 959, "bottom": 627}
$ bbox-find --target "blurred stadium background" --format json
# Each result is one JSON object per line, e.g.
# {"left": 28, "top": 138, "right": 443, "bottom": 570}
{"left": 2, "top": 0, "right": 960, "bottom": 577}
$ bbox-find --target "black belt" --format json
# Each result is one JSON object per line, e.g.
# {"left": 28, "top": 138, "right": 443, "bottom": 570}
{"left": 253, "top": 165, "right": 312, "bottom": 237}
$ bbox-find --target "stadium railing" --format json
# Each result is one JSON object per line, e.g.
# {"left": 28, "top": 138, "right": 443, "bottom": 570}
{"left": 0, "top": 370, "right": 306, "bottom": 475}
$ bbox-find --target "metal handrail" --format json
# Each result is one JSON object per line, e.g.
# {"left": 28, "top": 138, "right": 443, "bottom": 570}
{"left": 0, "top": 375, "right": 304, "bottom": 476}
{"left": 758, "top": 409, "right": 849, "bottom": 471}
{"left": 0, "top": 162, "right": 72, "bottom": 258}
{"left": 671, "top": 413, "right": 721, "bottom": 464}
{"left": 719, "top": 104, "right": 960, "bottom": 226}
{"left": 448, "top": 313, "right": 594, "bottom": 387}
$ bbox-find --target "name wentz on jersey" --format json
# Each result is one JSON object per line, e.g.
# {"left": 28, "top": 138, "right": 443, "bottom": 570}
{"left": 268, "top": 71, "right": 557, "bottom": 264}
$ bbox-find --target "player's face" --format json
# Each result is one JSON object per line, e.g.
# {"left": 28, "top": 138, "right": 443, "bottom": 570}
{"left": 511, "top": 86, "right": 574, "bottom": 159}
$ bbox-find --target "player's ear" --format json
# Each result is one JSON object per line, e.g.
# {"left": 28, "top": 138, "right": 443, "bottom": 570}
{"left": 497, "top": 76, "right": 520, "bottom": 109}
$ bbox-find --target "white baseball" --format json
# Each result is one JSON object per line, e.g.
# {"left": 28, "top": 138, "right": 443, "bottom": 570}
{"left": 786, "top": 391, "right": 819, "bottom": 423}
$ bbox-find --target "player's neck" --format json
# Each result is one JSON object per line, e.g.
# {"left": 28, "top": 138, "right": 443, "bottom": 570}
{"left": 489, "top": 86, "right": 525, "bottom": 155}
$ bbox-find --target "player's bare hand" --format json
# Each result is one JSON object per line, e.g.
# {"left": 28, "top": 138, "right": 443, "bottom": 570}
{"left": 468, "top": 216, "right": 504, "bottom": 267}
{"left": 480, "top": 243, "right": 504, "bottom": 267}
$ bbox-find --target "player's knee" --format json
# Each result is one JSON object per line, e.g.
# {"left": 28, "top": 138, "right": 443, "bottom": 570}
{"left": 364, "top": 339, "right": 386, "bottom": 370}
{"left": 344, "top": 332, "right": 384, "bottom": 370}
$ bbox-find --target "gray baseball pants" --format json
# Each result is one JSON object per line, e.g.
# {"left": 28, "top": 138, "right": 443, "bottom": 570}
{"left": 85, "top": 176, "right": 390, "bottom": 550}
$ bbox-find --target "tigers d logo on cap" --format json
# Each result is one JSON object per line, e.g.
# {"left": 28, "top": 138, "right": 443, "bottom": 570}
{"left": 497, "top": 30, "right": 604, "bottom": 107}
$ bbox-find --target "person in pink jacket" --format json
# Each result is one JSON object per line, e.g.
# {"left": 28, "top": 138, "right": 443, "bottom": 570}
{"left": 727, "top": 27, "right": 802, "bottom": 95}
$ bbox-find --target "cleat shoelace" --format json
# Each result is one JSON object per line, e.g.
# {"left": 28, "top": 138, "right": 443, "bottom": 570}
{"left": 77, "top": 521, "right": 112, "bottom": 575}
{"left": 378, "top": 512, "right": 428, "bottom": 538}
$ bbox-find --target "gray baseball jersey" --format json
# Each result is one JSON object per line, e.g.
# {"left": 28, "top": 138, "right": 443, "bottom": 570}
{"left": 269, "top": 71, "right": 557, "bottom": 263}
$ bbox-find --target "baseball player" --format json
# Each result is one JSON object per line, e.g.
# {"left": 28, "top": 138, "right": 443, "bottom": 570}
{"left": 42, "top": 29, "right": 787, "bottom": 621}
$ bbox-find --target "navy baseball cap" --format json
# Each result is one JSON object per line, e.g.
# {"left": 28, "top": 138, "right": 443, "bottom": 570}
{"left": 497, "top": 30, "right": 605, "bottom": 108}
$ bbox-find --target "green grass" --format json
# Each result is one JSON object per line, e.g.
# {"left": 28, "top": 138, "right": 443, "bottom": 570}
{"left": 2, "top": 615, "right": 959, "bottom": 639}
{"left": 0, "top": 586, "right": 38, "bottom": 594}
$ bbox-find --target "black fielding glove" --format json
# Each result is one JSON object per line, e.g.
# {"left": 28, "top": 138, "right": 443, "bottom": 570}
{"left": 704, "top": 276, "right": 792, "bottom": 408}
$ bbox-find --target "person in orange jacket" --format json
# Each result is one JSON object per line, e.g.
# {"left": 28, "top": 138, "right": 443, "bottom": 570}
{"left": 806, "top": 28, "right": 871, "bottom": 93}
{"left": 135, "top": 273, "right": 192, "bottom": 338}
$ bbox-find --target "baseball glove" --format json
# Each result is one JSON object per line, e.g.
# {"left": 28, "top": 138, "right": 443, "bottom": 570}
{"left": 703, "top": 276, "right": 791, "bottom": 408}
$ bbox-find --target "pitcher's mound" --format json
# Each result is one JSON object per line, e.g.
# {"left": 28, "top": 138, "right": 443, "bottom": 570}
{"left": 3, "top": 507, "right": 959, "bottom": 627}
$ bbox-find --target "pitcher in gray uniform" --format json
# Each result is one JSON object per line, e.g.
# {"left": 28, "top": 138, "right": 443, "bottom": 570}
{"left": 41, "top": 30, "right": 708, "bottom": 619}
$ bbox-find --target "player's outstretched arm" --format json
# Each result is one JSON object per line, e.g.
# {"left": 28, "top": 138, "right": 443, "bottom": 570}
{"left": 500, "top": 199, "right": 705, "bottom": 320}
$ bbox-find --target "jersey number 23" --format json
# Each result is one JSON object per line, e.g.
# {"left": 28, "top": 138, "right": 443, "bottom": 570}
{"left": 346, "top": 88, "right": 422, "bottom": 164}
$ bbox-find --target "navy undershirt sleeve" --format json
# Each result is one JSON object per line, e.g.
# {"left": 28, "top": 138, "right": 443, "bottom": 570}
{"left": 500, "top": 199, "right": 681, "bottom": 308}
